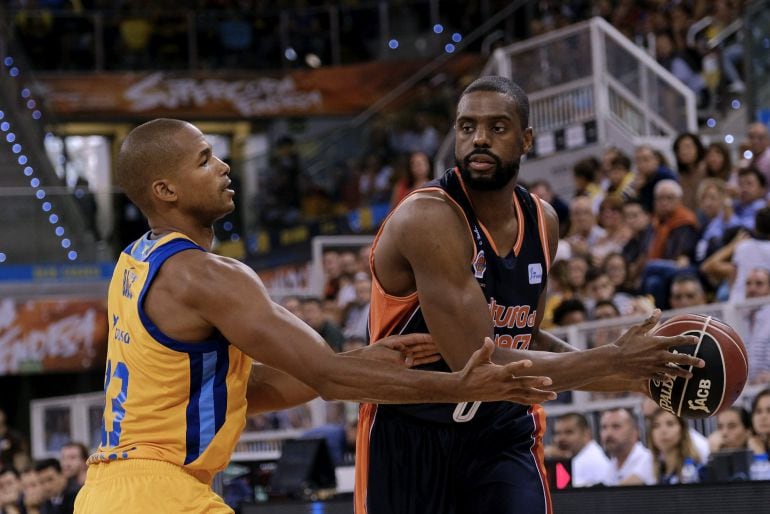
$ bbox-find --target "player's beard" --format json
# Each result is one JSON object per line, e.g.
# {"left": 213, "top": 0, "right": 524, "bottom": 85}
{"left": 456, "top": 149, "right": 519, "bottom": 191}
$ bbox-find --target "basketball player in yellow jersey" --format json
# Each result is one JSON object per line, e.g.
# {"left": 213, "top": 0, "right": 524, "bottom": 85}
{"left": 74, "top": 119, "right": 558, "bottom": 514}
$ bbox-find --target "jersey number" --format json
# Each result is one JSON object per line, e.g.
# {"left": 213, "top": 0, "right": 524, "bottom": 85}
{"left": 101, "top": 359, "right": 129, "bottom": 448}
{"left": 452, "top": 401, "right": 481, "bottom": 422}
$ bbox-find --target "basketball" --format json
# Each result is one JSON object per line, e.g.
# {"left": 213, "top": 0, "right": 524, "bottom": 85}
{"left": 648, "top": 314, "right": 748, "bottom": 419}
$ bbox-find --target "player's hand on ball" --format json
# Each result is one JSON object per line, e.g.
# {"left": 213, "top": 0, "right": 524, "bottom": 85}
{"left": 459, "top": 338, "right": 557, "bottom": 404}
{"left": 611, "top": 309, "right": 705, "bottom": 380}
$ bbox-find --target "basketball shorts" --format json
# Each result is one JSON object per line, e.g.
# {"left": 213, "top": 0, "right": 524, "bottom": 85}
{"left": 364, "top": 406, "right": 551, "bottom": 514}
{"left": 74, "top": 459, "right": 233, "bottom": 514}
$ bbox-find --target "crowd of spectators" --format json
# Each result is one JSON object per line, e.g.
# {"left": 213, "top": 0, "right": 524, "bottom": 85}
{"left": 532, "top": 123, "right": 770, "bottom": 334}
{"left": 0, "top": 410, "right": 86, "bottom": 514}
{"left": 544, "top": 389, "right": 770, "bottom": 487}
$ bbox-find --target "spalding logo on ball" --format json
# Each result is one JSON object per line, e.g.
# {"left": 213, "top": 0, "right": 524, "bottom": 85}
{"left": 649, "top": 313, "right": 748, "bottom": 419}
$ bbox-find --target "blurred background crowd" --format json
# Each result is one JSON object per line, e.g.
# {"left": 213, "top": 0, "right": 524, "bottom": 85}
{"left": 2, "top": 0, "right": 770, "bottom": 511}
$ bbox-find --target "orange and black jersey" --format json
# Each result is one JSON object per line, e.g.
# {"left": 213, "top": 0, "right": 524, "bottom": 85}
{"left": 367, "top": 168, "right": 551, "bottom": 424}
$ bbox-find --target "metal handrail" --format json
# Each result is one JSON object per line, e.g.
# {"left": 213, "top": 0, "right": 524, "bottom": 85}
{"left": 686, "top": 16, "right": 714, "bottom": 48}
{"left": 707, "top": 19, "right": 743, "bottom": 50}
{"left": 593, "top": 17, "right": 697, "bottom": 131}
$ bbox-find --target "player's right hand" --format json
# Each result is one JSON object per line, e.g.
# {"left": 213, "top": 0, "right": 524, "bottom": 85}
{"left": 610, "top": 309, "right": 705, "bottom": 380}
{"left": 458, "top": 338, "right": 557, "bottom": 404}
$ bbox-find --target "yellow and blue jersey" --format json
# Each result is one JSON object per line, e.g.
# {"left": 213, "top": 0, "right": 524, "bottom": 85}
{"left": 90, "top": 232, "right": 251, "bottom": 484}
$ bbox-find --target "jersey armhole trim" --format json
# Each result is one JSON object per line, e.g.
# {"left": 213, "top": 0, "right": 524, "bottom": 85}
{"left": 136, "top": 239, "right": 227, "bottom": 353}
{"left": 531, "top": 193, "right": 552, "bottom": 272}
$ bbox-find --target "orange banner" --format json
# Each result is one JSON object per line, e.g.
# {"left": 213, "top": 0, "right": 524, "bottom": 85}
{"left": 34, "top": 55, "right": 481, "bottom": 118}
{"left": 0, "top": 298, "right": 108, "bottom": 375}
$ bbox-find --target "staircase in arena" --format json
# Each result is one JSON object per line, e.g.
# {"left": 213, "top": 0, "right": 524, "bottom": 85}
{"left": 434, "top": 16, "right": 699, "bottom": 198}
{"left": 0, "top": 22, "right": 97, "bottom": 264}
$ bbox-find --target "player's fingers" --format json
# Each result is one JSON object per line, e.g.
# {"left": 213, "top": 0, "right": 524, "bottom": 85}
{"left": 666, "top": 350, "right": 705, "bottom": 369}
{"left": 638, "top": 309, "right": 662, "bottom": 333}
{"left": 409, "top": 354, "right": 442, "bottom": 366}
{"left": 396, "top": 333, "right": 433, "bottom": 347}
{"left": 502, "top": 359, "right": 534, "bottom": 375}
{"left": 508, "top": 375, "right": 554, "bottom": 389}
{"left": 656, "top": 365, "right": 692, "bottom": 380}
{"left": 404, "top": 343, "right": 441, "bottom": 356}
{"left": 508, "top": 386, "right": 558, "bottom": 403}
{"left": 408, "top": 350, "right": 441, "bottom": 362}
{"left": 378, "top": 339, "right": 405, "bottom": 352}
{"left": 654, "top": 334, "right": 699, "bottom": 349}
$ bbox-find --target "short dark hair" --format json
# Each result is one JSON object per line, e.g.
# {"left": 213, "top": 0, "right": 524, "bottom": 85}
{"left": 738, "top": 166, "right": 767, "bottom": 188}
{"left": 671, "top": 272, "right": 703, "bottom": 288}
{"left": 62, "top": 441, "right": 89, "bottom": 461}
{"left": 34, "top": 458, "right": 61, "bottom": 473}
{"left": 573, "top": 157, "right": 600, "bottom": 182}
{"left": 301, "top": 297, "right": 323, "bottom": 308}
{"left": 557, "top": 412, "right": 589, "bottom": 431}
{"left": 623, "top": 199, "right": 650, "bottom": 214}
{"left": 116, "top": 118, "right": 192, "bottom": 211}
{"left": 553, "top": 298, "right": 587, "bottom": 326}
{"left": 585, "top": 267, "right": 608, "bottom": 284}
{"left": 0, "top": 466, "right": 19, "bottom": 478}
{"left": 603, "top": 407, "right": 639, "bottom": 427}
{"left": 594, "top": 299, "right": 620, "bottom": 315}
{"left": 610, "top": 154, "right": 631, "bottom": 171}
{"left": 460, "top": 76, "right": 530, "bottom": 128}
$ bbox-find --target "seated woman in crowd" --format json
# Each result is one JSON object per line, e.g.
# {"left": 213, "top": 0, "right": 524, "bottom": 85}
{"left": 749, "top": 388, "right": 770, "bottom": 455}
{"left": 647, "top": 408, "right": 703, "bottom": 485}
{"left": 708, "top": 406, "right": 754, "bottom": 453}
{"left": 693, "top": 178, "right": 740, "bottom": 264}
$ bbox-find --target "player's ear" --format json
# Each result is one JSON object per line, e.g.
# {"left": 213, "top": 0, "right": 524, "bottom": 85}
{"left": 522, "top": 127, "right": 534, "bottom": 155}
{"left": 151, "top": 179, "right": 177, "bottom": 204}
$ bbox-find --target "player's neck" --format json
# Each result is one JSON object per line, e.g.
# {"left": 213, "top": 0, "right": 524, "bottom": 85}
{"left": 148, "top": 216, "right": 215, "bottom": 251}
{"left": 466, "top": 182, "right": 518, "bottom": 227}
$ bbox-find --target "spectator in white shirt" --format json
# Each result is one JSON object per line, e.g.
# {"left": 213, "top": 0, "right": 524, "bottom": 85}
{"left": 600, "top": 408, "right": 656, "bottom": 485}
{"left": 551, "top": 412, "right": 611, "bottom": 487}
{"left": 744, "top": 268, "right": 770, "bottom": 384}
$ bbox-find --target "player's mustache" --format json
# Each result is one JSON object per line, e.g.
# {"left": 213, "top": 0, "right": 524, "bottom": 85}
{"left": 463, "top": 149, "right": 503, "bottom": 168}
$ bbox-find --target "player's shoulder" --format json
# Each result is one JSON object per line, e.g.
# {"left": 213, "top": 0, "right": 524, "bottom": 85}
{"left": 388, "top": 188, "right": 466, "bottom": 231}
{"left": 157, "top": 250, "right": 251, "bottom": 300}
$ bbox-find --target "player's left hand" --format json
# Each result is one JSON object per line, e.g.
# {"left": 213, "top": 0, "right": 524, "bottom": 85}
{"left": 353, "top": 333, "right": 441, "bottom": 367}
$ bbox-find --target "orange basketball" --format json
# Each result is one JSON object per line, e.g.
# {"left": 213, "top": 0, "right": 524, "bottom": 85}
{"left": 648, "top": 313, "right": 748, "bottom": 419}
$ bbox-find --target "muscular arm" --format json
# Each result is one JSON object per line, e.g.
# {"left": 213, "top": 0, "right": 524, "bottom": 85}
{"left": 377, "top": 193, "right": 700, "bottom": 393}
{"left": 162, "top": 251, "right": 548, "bottom": 404}
{"left": 245, "top": 334, "right": 441, "bottom": 414}
{"left": 246, "top": 364, "right": 317, "bottom": 414}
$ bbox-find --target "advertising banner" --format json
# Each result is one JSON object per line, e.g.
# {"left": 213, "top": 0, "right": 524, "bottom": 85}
{"left": 34, "top": 55, "right": 481, "bottom": 118}
{"left": 0, "top": 298, "right": 107, "bottom": 375}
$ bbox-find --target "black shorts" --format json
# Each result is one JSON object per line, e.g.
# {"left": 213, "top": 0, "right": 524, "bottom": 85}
{"left": 364, "top": 405, "right": 551, "bottom": 514}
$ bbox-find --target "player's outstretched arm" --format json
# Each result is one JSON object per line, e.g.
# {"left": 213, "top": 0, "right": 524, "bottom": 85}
{"left": 186, "top": 253, "right": 555, "bottom": 405}
{"left": 383, "top": 194, "right": 703, "bottom": 392}
{"left": 245, "top": 333, "right": 442, "bottom": 414}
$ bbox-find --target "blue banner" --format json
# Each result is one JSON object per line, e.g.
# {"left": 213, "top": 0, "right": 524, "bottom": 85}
{"left": 0, "top": 263, "right": 114, "bottom": 282}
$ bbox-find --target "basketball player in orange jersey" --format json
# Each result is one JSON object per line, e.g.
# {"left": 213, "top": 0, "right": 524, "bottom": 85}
{"left": 74, "top": 119, "right": 559, "bottom": 514}
{"left": 355, "top": 76, "right": 704, "bottom": 514}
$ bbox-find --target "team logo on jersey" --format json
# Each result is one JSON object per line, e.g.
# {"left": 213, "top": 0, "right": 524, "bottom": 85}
{"left": 122, "top": 269, "right": 137, "bottom": 299}
{"left": 473, "top": 251, "right": 487, "bottom": 278}
{"left": 528, "top": 263, "right": 543, "bottom": 284}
